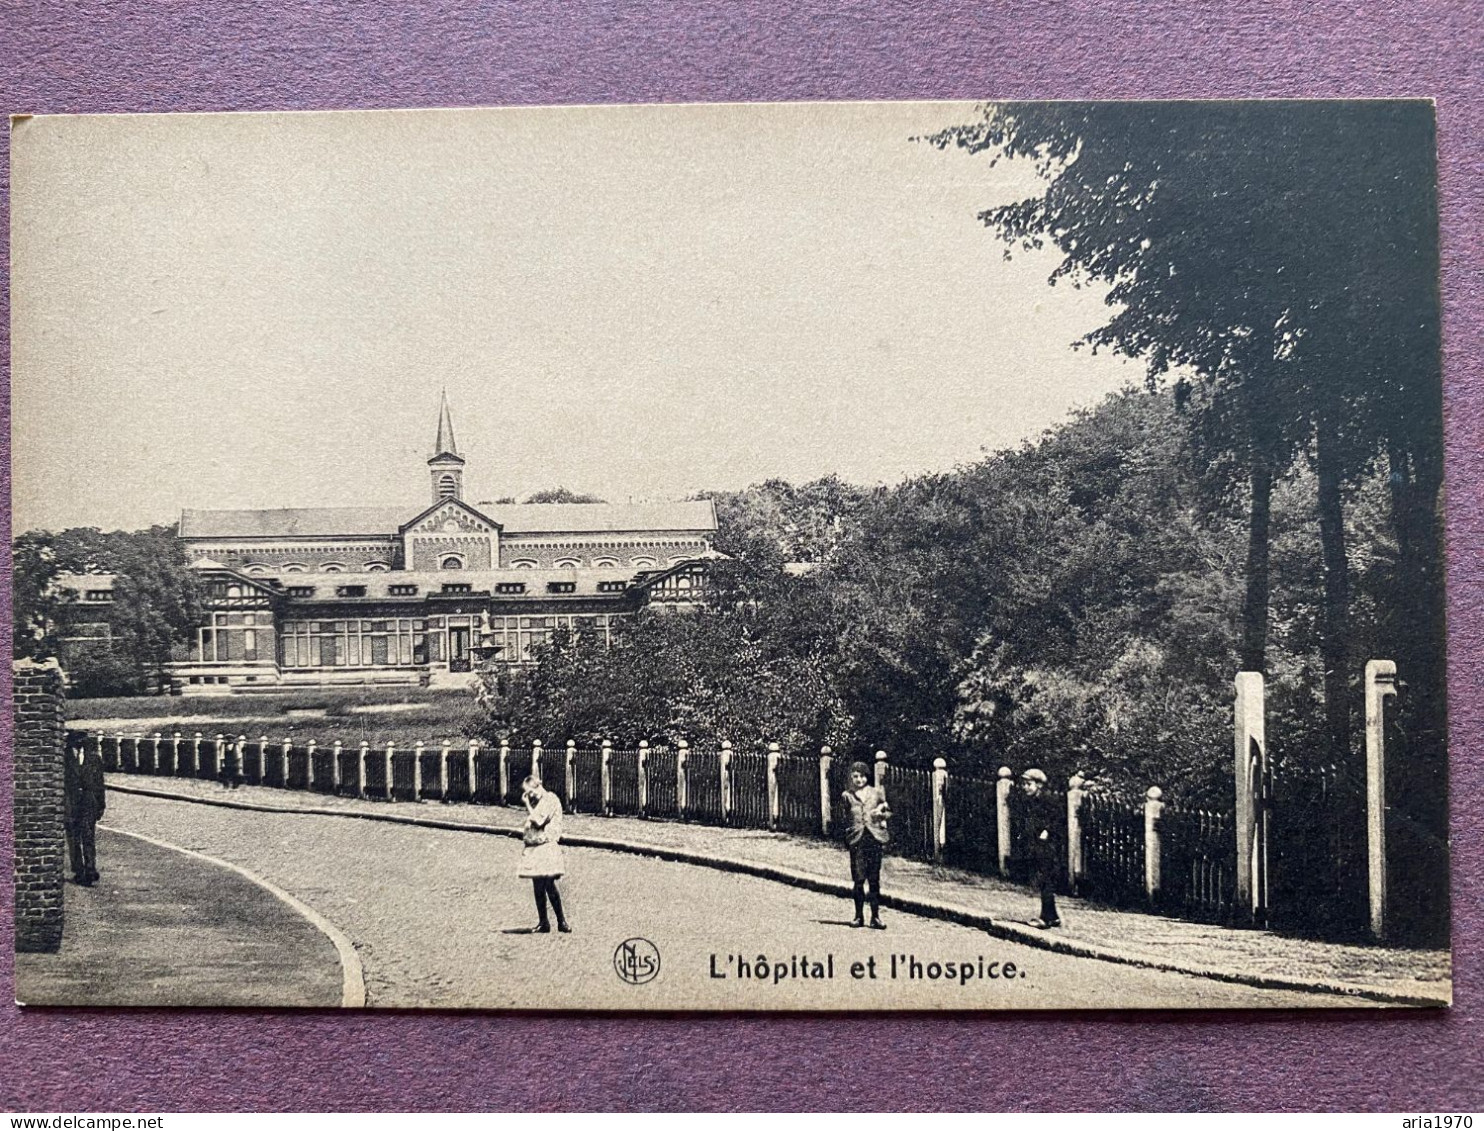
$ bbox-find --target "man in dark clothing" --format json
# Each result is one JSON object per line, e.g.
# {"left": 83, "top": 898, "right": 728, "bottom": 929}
{"left": 65, "top": 743, "right": 107, "bottom": 885}
{"left": 1020, "top": 768, "right": 1062, "bottom": 928}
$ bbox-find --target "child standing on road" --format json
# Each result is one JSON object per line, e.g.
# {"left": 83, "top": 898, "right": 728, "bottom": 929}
{"left": 842, "top": 760, "right": 891, "bottom": 929}
{"left": 519, "top": 775, "right": 571, "bottom": 934}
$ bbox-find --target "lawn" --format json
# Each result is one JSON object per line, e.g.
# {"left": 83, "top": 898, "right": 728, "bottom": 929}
{"left": 65, "top": 686, "right": 487, "bottom": 749}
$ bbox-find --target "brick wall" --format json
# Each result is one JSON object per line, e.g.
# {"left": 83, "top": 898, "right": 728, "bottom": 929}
{"left": 14, "top": 659, "right": 67, "bottom": 952}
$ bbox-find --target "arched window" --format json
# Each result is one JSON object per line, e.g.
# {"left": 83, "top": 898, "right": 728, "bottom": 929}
{"left": 245, "top": 565, "right": 268, "bottom": 576}
{"left": 364, "top": 561, "right": 390, "bottom": 572}
{"left": 632, "top": 557, "right": 657, "bottom": 569}
{"left": 593, "top": 558, "right": 619, "bottom": 569}
{"left": 554, "top": 558, "right": 580, "bottom": 569}
{"left": 437, "top": 474, "right": 457, "bottom": 500}
{"left": 439, "top": 554, "right": 465, "bottom": 570}
{"left": 282, "top": 563, "right": 307, "bottom": 573}
{"left": 509, "top": 559, "right": 537, "bottom": 570}
{"left": 320, "top": 563, "right": 345, "bottom": 573}
{"left": 668, "top": 556, "right": 692, "bottom": 567}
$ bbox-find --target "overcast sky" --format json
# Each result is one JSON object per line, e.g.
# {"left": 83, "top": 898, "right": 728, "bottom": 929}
{"left": 11, "top": 101, "right": 1140, "bottom": 534}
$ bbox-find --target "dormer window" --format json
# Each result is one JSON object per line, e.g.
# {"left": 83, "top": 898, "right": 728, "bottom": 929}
{"left": 597, "top": 580, "right": 627, "bottom": 594}
{"left": 336, "top": 585, "right": 367, "bottom": 598}
{"left": 547, "top": 581, "right": 576, "bottom": 594}
{"left": 83, "top": 589, "right": 114, "bottom": 603}
{"left": 442, "top": 583, "right": 472, "bottom": 594}
{"left": 389, "top": 584, "right": 418, "bottom": 597}
{"left": 495, "top": 582, "right": 526, "bottom": 595}
{"left": 287, "top": 586, "right": 315, "bottom": 598}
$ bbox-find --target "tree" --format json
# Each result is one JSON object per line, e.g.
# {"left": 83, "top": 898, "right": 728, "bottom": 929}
{"left": 931, "top": 101, "right": 1444, "bottom": 768}
{"left": 12, "top": 524, "right": 204, "bottom": 696}
{"left": 521, "top": 487, "right": 606, "bottom": 504}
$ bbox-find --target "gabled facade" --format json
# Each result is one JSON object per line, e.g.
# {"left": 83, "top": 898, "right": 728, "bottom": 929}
{"left": 166, "top": 397, "right": 718, "bottom": 693}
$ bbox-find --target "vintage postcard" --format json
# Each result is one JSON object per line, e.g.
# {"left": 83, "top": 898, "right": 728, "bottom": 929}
{"left": 10, "top": 100, "right": 1450, "bottom": 1010}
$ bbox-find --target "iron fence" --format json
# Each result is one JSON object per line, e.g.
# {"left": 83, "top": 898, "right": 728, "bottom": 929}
{"left": 727, "top": 750, "right": 769, "bottom": 828}
{"left": 685, "top": 749, "right": 723, "bottom": 822}
{"left": 572, "top": 748, "right": 603, "bottom": 814}
{"left": 775, "top": 753, "right": 821, "bottom": 835}
{"left": 609, "top": 748, "right": 641, "bottom": 816}
{"left": 943, "top": 773, "right": 1000, "bottom": 874}
{"left": 1079, "top": 790, "right": 1146, "bottom": 908}
{"left": 881, "top": 764, "right": 935, "bottom": 860}
{"left": 647, "top": 746, "right": 679, "bottom": 818}
{"left": 1158, "top": 804, "right": 1234, "bottom": 923}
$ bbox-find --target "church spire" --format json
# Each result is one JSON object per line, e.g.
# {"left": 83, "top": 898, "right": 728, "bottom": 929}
{"left": 428, "top": 391, "right": 466, "bottom": 504}
{"left": 434, "top": 389, "right": 459, "bottom": 458}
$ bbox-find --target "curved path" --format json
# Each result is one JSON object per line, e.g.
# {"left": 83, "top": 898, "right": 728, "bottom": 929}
{"left": 96, "top": 790, "right": 1357, "bottom": 1010}
{"left": 15, "top": 826, "right": 346, "bottom": 1008}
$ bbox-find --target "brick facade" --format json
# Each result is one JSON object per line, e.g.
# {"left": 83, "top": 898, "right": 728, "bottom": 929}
{"left": 13, "top": 659, "right": 67, "bottom": 953}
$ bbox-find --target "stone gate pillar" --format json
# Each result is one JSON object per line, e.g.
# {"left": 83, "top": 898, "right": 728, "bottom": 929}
{"left": 14, "top": 659, "right": 67, "bottom": 953}
{"left": 1365, "top": 659, "right": 1399, "bottom": 942}
{"left": 1233, "top": 671, "right": 1267, "bottom": 926}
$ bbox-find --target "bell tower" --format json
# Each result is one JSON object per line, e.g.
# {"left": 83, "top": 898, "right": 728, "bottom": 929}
{"left": 428, "top": 390, "right": 466, "bottom": 503}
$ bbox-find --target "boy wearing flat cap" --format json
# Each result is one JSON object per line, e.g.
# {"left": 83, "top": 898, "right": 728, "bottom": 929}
{"left": 1020, "top": 768, "right": 1062, "bottom": 928}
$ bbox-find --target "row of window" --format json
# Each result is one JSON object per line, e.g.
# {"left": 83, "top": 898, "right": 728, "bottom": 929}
{"left": 275, "top": 580, "right": 629, "bottom": 600}
{"left": 238, "top": 555, "right": 695, "bottom": 575}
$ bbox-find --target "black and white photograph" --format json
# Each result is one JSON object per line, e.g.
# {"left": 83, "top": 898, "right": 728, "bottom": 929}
{"left": 10, "top": 99, "right": 1450, "bottom": 1010}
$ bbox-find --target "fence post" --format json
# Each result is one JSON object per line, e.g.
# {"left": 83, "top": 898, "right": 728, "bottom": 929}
{"left": 213, "top": 734, "right": 225, "bottom": 779}
{"left": 330, "top": 740, "right": 342, "bottom": 792}
{"left": 638, "top": 740, "right": 650, "bottom": 818}
{"left": 307, "top": 739, "right": 319, "bottom": 791}
{"left": 439, "top": 741, "right": 452, "bottom": 802}
{"left": 149, "top": 732, "right": 162, "bottom": 774}
{"left": 1365, "top": 659, "right": 1399, "bottom": 943}
{"left": 565, "top": 740, "right": 577, "bottom": 805}
{"left": 413, "top": 742, "right": 426, "bottom": 800}
{"left": 874, "top": 749, "right": 888, "bottom": 789}
{"left": 131, "top": 733, "right": 143, "bottom": 773}
{"left": 467, "top": 739, "right": 479, "bottom": 802}
{"left": 766, "top": 742, "right": 781, "bottom": 831}
{"left": 932, "top": 757, "right": 948, "bottom": 863}
{"left": 996, "top": 766, "right": 1014, "bottom": 877}
{"left": 819, "top": 745, "right": 833, "bottom": 836}
{"left": 1233, "top": 671, "right": 1267, "bottom": 926}
{"left": 601, "top": 740, "right": 613, "bottom": 816}
{"left": 498, "top": 739, "right": 511, "bottom": 802}
{"left": 676, "top": 739, "right": 690, "bottom": 818}
{"left": 720, "top": 740, "right": 733, "bottom": 823}
{"left": 1144, "top": 786, "right": 1165, "bottom": 906}
{"left": 277, "top": 737, "right": 290, "bottom": 788}
{"left": 234, "top": 735, "right": 247, "bottom": 784}
{"left": 191, "top": 732, "right": 202, "bottom": 776}
{"left": 384, "top": 742, "right": 397, "bottom": 800}
{"left": 170, "top": 731, "right": 182, "bottom": 776}
{"left": 358, "top": 740, "right": 370, "bottom": 798}
{"left": 531, "top": 739, "right": 543, "bottom": 782}
{"left": 1066, "top": 773, "right": 1086, "bottom": 892}
{"left": 93, "top": 732, "right": 106, "bottom": 771}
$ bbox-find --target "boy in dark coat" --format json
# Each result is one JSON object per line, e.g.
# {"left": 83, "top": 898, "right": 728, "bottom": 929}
{"left": 1020, "top": 768, "right": 1062, "bottom": 928}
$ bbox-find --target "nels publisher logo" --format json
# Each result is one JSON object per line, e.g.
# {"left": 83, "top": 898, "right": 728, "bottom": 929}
{"left": 614, "top": 937, "right": 661, "bottom": 985}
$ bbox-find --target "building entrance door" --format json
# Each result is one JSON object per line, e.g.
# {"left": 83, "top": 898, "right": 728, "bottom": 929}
{"left": 449, "top": 627, "right": 472, "bottom": 672}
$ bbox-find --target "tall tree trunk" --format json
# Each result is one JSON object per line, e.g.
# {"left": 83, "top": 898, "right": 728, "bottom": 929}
{"left": 1314, "top": 413, "right": 1352, "bottom": 765}
{"left": 1240, "top": 457, "right": 1273, "bottom": 671}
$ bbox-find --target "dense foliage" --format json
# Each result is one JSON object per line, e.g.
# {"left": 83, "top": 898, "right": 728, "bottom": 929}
{"left": 479, "top": 387, "right": 1413, "bottom": 804}
{"left": 13, "top": 525, "right": 204, "bottom": 697}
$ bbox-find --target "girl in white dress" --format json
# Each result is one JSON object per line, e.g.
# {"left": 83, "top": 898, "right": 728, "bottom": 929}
{"left": 519, "top": 775, "right": 570, "bottom": 933}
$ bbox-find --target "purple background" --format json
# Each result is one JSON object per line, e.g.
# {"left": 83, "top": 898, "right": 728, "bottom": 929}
{"left": 2, "top": 0, "right": 1480, "bottom": 1112}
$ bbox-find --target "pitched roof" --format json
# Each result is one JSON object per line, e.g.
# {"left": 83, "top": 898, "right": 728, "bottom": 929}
{"left": 179, "top": 500, "right": 717, "bottom": 540}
